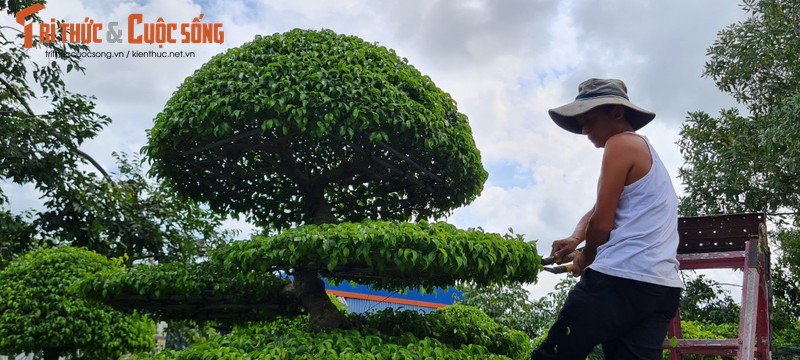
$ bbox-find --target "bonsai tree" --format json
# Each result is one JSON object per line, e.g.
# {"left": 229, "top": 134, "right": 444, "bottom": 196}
{"left": 0, "top": 247, "right": 155, "bottom": 360}
{"left": 89, "top": 29, "right": 542, "bottom": 358}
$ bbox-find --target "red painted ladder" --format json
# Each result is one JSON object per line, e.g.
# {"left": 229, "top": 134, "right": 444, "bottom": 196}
{"left": 663, "top": 213, "right": 772, "bottom": 360}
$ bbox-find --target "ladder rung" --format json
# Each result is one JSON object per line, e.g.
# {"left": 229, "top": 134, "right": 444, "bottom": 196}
{"left": 677, "top": 251, "right": 746, "bottom": 270}
{"left": 663, "top": 339, "right": 739, "bottom": 356}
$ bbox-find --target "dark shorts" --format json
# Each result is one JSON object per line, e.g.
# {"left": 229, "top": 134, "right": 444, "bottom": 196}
{"left": 532, "top": 268, "right": 681, "bottom": 360}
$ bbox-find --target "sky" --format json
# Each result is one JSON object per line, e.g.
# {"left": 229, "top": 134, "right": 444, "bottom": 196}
{"left": 2, "top": 0, "right": 750, "bottom": 299}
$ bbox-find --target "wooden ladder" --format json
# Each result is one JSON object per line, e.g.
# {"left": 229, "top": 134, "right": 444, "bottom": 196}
{"left": 663, "top": 213, "right": 772, "bottom": 360}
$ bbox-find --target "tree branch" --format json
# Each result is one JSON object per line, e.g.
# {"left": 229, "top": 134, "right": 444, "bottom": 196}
{"left": 1, "top": 76, "right": 112, "bottom": 183}
{"left": 75, "top": 149, "right": 111, "bottom": 180}
{"left": 0, "top": 77, "right": 35, "bottom": 116}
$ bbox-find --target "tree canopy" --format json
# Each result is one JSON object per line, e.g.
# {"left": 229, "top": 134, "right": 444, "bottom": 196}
{"left": 220, "top": 221, "right": 541, "bottom": 292}
{"left": 88, "top": 221, "right": 541, "bottom": 330}
{"left": 81, "top": 254, "right": 299, "bottom": 323}
{"left": 679, "top": 0, "right": 800, "bottom": 215}
{"left": 145, "top": 28, "right": 487, "bottom": 230}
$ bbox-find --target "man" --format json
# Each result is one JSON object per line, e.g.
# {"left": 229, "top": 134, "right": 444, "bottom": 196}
{"left": 532, "top": 78, "right": 684, "bottom": 359}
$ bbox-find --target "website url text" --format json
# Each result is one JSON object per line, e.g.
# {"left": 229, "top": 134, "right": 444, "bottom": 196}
{"left": 45, "top": 50, "right": 196, "bottom": 59}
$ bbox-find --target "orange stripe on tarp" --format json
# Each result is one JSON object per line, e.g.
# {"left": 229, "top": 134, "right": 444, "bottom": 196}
{"left": 326, "top": 289, "right": 447, "bottom": 309}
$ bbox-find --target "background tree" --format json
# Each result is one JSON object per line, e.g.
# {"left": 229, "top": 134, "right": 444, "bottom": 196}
{"left": 679, "top": 275, "right": 740, "bottom": 325}
{"left": 0, "top": 1, "right": 233, "bottom": 267}
{"left": 89, "top": 28, "right": 543, "bottom": 358}
{"left": 1, "top": 0, "right": 108, "bottom": 263}
{"left": 0, "top": 246, "right": 155, "bottom": 360}
{"left": 457, "top": 282, "right": 542, "bottom": 340}
{"left": 678, "top": 0, "right": 800, "bottom": 354}
{"left": 33, "top": 152, "right": 236, "bottom": 266}
{"left": 456, "top": 279, "right": 585, "bottom": 341}
{"left": 2, "top": 4, "right": 236, "bottom": 356}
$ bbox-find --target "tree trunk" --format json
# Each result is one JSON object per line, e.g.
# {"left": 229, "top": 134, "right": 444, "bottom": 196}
{"left": 311, "top": 191, "right": 336, "bottom": 225}
{"left": 288, "top": 269, "right": 350, "bottom": 330}
{"left": 287, "top": 185, "right": 348, "bottom": 329}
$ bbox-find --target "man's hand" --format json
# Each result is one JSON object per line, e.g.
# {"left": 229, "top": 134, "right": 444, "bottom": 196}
{"left": 570, "top": 249, "right": 596, "bottom": 277}
{"left": 551, "top": 236, "right": 580, "bottom": 261}
{"left": 571, "top": 251, "right": 587, "bottom": 276}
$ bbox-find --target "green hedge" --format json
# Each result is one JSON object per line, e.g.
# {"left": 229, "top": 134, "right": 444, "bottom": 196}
{"left": 81, "top": 260, "right": 298, "bottom": 322}
{"left": 219, "top": 220, "right": 542, "bottom": 292}
{"left": 0, "top": 247, "right": 155, "bottom": 359}
{"left": 363, "top": 305, "right": 532, "bottom": 360}
{"left": 132, "top": 306, "right": 532, "bottom": 360}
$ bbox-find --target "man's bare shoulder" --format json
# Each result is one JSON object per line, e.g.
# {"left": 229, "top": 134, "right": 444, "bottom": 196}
{"left": 605, "top": 132, "right": 648, "bottom": 153}
{"left": 604, "top": 133, "right": 652, "bottom": 184}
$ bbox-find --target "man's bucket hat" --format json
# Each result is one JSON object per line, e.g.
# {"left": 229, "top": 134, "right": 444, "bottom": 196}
{"left": 548, "top": 78, "right": 655, "bottom": 134}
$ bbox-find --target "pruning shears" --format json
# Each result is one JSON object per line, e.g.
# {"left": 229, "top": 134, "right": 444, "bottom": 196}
{"left": 541, "top": 247, "right": 584, "bottom": 274}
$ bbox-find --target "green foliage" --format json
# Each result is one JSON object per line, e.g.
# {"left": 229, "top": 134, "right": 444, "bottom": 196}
{"left": 0, "top": 208, "right": 36, "bottom": 269}
{"left": 81, "top": 259, "right": 298, "bottom": 322}
{"left": 132, "top": 308, "right": 528, "bottom": 360}
{"left": 527, "top": 279, "right": 575, "bottom": 338}
{"left": 679, "top": 0, "right": 800, "bottom": 230}
{"left": 679, "top": 275, "right": 740, "bottom": 325}
{"left": 1, "top": 151, "right": 234, "bottom": 267}
{"left": 705, "top": 0, "right": 800, "bottom": 115}
{"left": 682, "top": 321, "right": 739, "bottom": 340}
{"left": 329, "top": 293, "right": 348, "bottom": 314}
{"left": 774, "top": 315, "right": 800, "bottom": 355}
{"left": 665, "top": 321, "right": 738, "bottom": 360}
{"left": 773, "top": 229, "right": 800, "bottom": 318}
{"left": 220, "top": 220, "right": 541, "bottom": 292}
{"left": 459, "top": 279, "right": 597, "bottom": 342}
{"left": 771, "top": 230, "right": 800, "bottom": 351}
{"left": 0, "top": 247, "right": 155, "bottom": 359}
{"left": 677, "top": 109, "right": 771, "bottom": 216}
{"left": 364, "top": 306, "right": 532, "bottom": 360}
{"left": 145, "top": 28, "right": 487, "bottom": 229}
{"left": 680, "top": 0, "right": 800, "bottom": 224}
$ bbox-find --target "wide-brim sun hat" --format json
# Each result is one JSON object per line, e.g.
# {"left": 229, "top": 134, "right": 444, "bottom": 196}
{"left": 548, "top": 78, "right": 656, "bottom": 134}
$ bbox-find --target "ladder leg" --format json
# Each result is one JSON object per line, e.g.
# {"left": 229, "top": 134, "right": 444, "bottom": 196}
{"left": 667, "top": 308, "right": 683, "bottom": 360}
{"left": 737, "top": 241, "right": 760, "bottom": 360}
{"left": 755, "top": 252, "right": 771, "bottom": 360}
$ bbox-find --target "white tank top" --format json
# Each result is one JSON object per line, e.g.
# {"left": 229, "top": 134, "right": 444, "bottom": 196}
{"left": 587, "top": 133, "right": 684, "bottom": 288}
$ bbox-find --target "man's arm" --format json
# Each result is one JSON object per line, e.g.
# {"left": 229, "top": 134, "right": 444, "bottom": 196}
{"left": 572, "top": 134, "right": 639, "bottom": 274}
{"left": 551, "top": 207, "right": 593, "bottom": 260}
